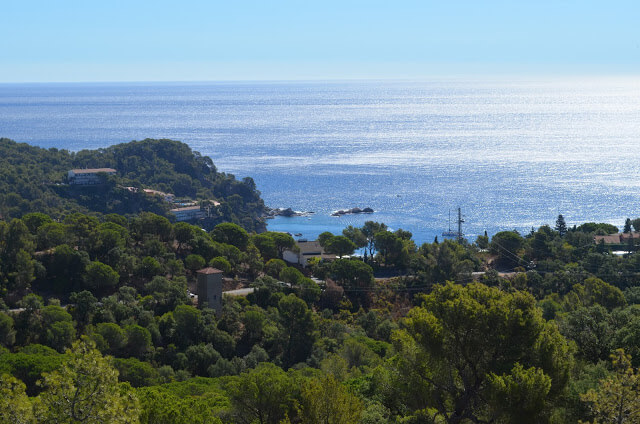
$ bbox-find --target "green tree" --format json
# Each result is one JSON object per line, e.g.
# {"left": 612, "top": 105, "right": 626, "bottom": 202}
{"left": 342, "top": 225, "right": 367, "bottom": 249}
{"left": 278, "top": 294, "right": 315, "bottom": 368}
{"left": 172, "top": 304, "right": 203, "bottom": 348}
{"left": 279, "top": 266, "right": 304, "bottom": 286}
{"left": 489, "top": 231, "right": 524, "bottom": 267}
{"left": 227, "top": 363, "right": 295, "bottom": 424}
{"left": 137, "top": 385, "right": 225, "bottom": 424}
{"left": 184, "top": 254, "right": 205, "bottom": 272}
{"left": 0, "top": 373, "right": 34, "bottom": 424}
{"left": 172, "top": 222, "right": 196, "bottom": 250}
{"left": 22, "top": 212, "right": 53, "bottom": 234}
{"left": 252, "top": 233, "right": 278, "bottom": 260}
{"left": 94, "top": 323, "right": 127, "bottom": 356}
{"left": 475, "top": 231, "right": 489, "bottom": 249}
{"left": 318, "top": 231, "right": 335, "bottom": 248}
{"left": 373, "top": 231, "right": 402, "bottom": 266}
{"left": 329, "top": 259, "right": 374, "bottom": 307}
{"left": 0, "top": 313, "right": 16, "bottom": 347}
{"left": 564, "top": 277, "right": 626, "bottom": 311}
{"left": 140, "top": 256, "right": 163, "bottom": 279}
{"left": 391, "top": 282, "right": 573, "bottom": 423}
{"left": 580, "top": 349, "right": 640, "bottom": 424}
{"left": 361, "top": 221, "right": 387, "bottom": 261}
{"left": 84, "top": 261, "right": 119, "bottom": 292}
{"left": 299, "top": 374, "right": 363, "bottom": 424}
{"left": 34, "top": 339, "right": 140, "bottom": 423}
{"left": 268, "top": 232, "right": 296, "bottom": 259}
{"left": 69, "top": 291, "right": 98, "bottom": 330}
{"left": 265, "top": 258, "right": 287, "bottom": 278}
{"left": 555, "top": 214, "right": 568, "bottom": 236}
{"left": 624, "top": 218, "right": 632, "bottom": 234}
{"left": 325, "top": 236, "right": 356, "bottom": 258}
{"left": 211, "top": 222, "right": 249, "bottom": 250}
{"left": 124, "top": 325, "right": 152, "bottom": 359}
{"left": 209, "top": 256, "right": 232, "bottom": 275}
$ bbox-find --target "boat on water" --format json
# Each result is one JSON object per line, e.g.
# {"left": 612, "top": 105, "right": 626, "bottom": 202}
{"left": 442, "top": 208, "right": 464, "bottom": 240}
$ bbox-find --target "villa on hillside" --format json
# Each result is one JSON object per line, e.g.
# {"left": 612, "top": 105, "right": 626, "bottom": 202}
{"left": 170, "top": 205, "right": 205, "bottom": 221}
{"left": 283, "top": 239, "right": 338, "bottom": 267}
{"left": 594, "top": 232, "right": 640, "bottom": 245}
{"left": 68, "top": 168, "right": 116, "bottom": 185}
{"left": 143, "top": 189, "right": 175, "bottom": 202}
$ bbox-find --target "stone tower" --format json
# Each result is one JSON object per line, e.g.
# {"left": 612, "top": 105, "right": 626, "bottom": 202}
{"left": 196, "top": 267, "right": 223, "bottom": 314}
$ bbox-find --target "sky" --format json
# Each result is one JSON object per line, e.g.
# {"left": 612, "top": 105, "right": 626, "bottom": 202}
{"left": 1, "top": 0, "right": 639, "bottom": 82}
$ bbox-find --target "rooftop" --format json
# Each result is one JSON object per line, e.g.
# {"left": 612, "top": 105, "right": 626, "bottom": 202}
{"left": 70, "top": 168, "right": 116, "bottom": 174}
{"left": 170, "top": 205, "right": 201, "bottom": 212}
{"left": 197, "top": 267, "right": 224, "bottom": 275}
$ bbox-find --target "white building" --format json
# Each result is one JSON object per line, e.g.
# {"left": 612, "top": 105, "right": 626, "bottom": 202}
{"left": 283, "top": 239, "right": 337, "bottom": 267}
{"left": 68, "top": 168, "right": 116, "bottom": 185}
{"left": 170, "top": 205, "right": 205, "bottom": 221}
{"left": 143, "top": 189, "right": 175, "bottom": 202}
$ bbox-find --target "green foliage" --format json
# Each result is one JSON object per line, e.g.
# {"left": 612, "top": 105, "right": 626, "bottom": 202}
{"left": 580, "top": 349, "right": 640, "bottom": 424}
{"left": 299, "top": 374, "right": 363, "bottom": 424}
{"left": 278, "top": 294, "right": 316, "bottom": 368}
{"left": 0, "top": 138, "right": 265, "bottom": 230}
{"left": 84, "top": 261, "right": 120, "bottom": 292}
{"left": 113, "top": 357, "right": 160, "bottom": 387}
{"left": 226, "top": 363, "right": 296, "bottom": 424}
{"left": 555, "top": 214, "right": 568, "bottom": 236}
{"left": 136, "top": 383, "right": 226, "bottom": 424}
{"left": 34, "top": 339, "right": 140, "bottom": 423}
{"left": 564, "top": 277, "right": 627, "bottom": 311}
{"left": 211, "top": 223, "right": 249, "bottom": 250}
{"left": 490, "top": 230, "right": 525, "bottom": 267}
{"left": 264, "top": 258, "right": 287, "bottom": 278}
{"left": 184, "top": 254, "right": 205, "bottom": 272}
{"left": 0, "top": 313, "right": 16, "bottom": 347}
{"left": 209, "top": 256, "right": 232, "bottom": 275}
{"left": 0, "top": 345, "right": 65, "bottom": 396}
{"left": 0, "top": 373, "right": 34, "bottom": 424}
{"left": 325, "top": 235, "right": 357, "bottom": 258}
{"left": 487, "top": 363, "right": 552, "bottom": 423}
{"left": 391, "top": 282, "right": 573, "bottom": 423}
{"left": 329, "top": 259, "right": 374, "bottom": 308}
{"left": 143, "top": 277, "right": 189, "bottom": 315}
{"left": 279, "top": 266, "right": 304, "bottom": 286}
{"left": 94, "top": 323, "right": 127, "bottom": 356}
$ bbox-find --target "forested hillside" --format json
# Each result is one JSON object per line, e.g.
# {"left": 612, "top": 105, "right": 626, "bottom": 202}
{"left": 0, "top": 138, "right": 266, "bottom": 231}
{"left": 2, "top": 207, "right": 640, "bottom": 422}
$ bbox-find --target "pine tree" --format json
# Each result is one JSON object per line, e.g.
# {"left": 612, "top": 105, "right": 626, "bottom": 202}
{"left": 555, "top": 214, "right": 567, "bottom": 236}
{"left": 34, "top": 339, "right": 140, "bottom": 423}
{"left": 580, "top": 349, "right": 640, "bottom": 424}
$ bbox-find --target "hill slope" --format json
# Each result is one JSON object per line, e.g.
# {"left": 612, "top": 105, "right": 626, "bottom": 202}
{"left": 0, "top": 138, "right": 266, "bottom": 231}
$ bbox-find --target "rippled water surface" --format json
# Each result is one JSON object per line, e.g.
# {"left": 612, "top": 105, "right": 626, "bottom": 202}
{"left": 1, "top": 79, "right": 639, "bottom": 243}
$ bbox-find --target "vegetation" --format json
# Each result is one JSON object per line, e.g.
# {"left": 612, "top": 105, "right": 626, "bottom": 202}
{"left": 3, "top": 149, "right": 640, "bottom": 423}
{"left": 0, "top": 138, "right": 266, "bottom": 231}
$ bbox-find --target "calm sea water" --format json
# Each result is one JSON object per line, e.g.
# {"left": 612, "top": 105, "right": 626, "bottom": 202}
{"left": 1, "top": 79, "right": 640, "bottom": 244}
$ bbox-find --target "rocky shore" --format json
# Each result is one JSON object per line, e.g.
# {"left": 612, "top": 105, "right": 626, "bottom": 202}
{"left": 331, "top": 207, "right": 374, "bottom": 217}
{"left": 264, "top": 207, "right": 315, "bottom": 218}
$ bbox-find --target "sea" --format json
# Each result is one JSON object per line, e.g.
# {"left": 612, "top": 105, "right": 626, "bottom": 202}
{"left": 1, "top": 78, "right": 640, "bottom": 245}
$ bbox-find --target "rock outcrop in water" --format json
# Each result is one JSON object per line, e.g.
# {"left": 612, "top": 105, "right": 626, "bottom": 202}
{"left": 265, "top": 207, "right": 314, "bottom": 218}
{"left": 331, "top": 207, "right": 374, "bottom": 217}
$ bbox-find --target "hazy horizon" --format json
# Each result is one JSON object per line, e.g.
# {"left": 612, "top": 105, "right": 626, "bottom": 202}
{"left": 3, "top": 1, "right": 639, "bottom": 83}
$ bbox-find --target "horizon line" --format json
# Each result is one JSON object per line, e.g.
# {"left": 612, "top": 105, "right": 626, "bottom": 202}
{"left": 2, "top": 73, "right": 640, "bottom": 85}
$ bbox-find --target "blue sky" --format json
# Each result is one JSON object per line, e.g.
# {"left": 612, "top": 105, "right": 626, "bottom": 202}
{"left": 1, "top": 0, "right": 639, "bottom": 82}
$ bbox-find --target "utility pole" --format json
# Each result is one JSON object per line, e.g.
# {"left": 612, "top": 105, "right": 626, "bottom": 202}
{"left": 457, "top": 207, "right": 465, "bottom": 243}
